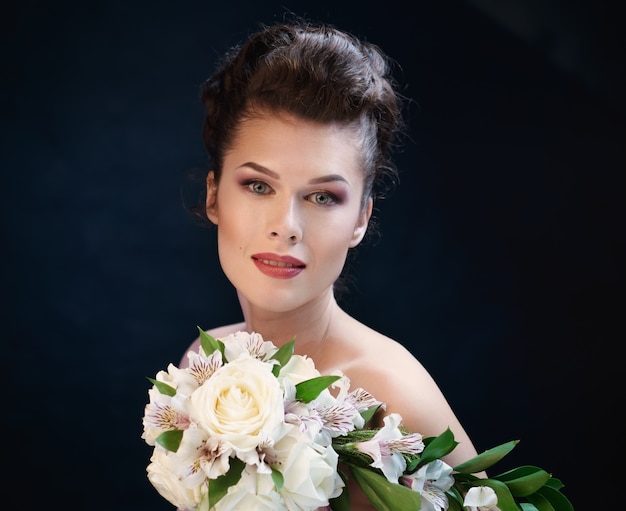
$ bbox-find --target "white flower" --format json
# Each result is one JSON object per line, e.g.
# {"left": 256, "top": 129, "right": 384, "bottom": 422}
{"left": 212, "top": 465, "right": 287, "bottom": 511}
{"left": 147, "top": 448, "right": 207, "bottom": 510}
{"left": 354, "top": 413, "right": 424, "bottom": 483}
{"left": 189, "top": 355, "right": 286, "bottom": 461}
{"left": 184, "top": 349, "right": 224, "bottom": 389}
{"left": 278, "top": 353, "right": 321, "bottom": 383}
{"left": 221, "top": 330, "right": 277, "bottom": 362}
{"left": 311, "top": 374, "right": 364, "bottom": 441}
{"left": 401, "top": 459, "right": 454, "bottom": 511}
{"left": 142, "top": 388, "right": 190, "bottom": 446}
{"left": 282, "top": 378, "right": 325, "bottom": 442}
{"left": 175, "top": 428, "right": 233, "bottom": 485}
{"left": 463, "top": 486, "right": 501, "bottom": 511}
{"left": 273, "top": 430, "right": 344, "bottom": 510}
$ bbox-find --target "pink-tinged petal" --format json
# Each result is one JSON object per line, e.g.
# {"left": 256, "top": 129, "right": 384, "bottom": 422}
{"left": 357, "top": 438, "right": 384, "bottom": 463}
{"left": 319, "top": 404, "right": 359, "bottom": 436}
{"left": 144, "top": 402, "right": 190, "bottom": 431}
{"left": 387, "top": 432, "right": 424, "bottom": 455}
{"left": 188, "top": 350, "right": 222, "bottom": 386}
{"left": 346, "top": 387, "right": 384, "bottom": 413}
{"left": 354, "top": 414, "right": 410, "bottom": 483}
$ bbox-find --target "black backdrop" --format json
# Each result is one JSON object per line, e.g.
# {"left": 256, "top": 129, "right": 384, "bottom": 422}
{"left": 3, "top": 1, "right": 624, "bottom": 510}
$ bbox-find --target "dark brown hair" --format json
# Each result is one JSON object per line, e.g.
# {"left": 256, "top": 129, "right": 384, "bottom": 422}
{"left": 189, "top": 18, "right": 407, "bottom": 295}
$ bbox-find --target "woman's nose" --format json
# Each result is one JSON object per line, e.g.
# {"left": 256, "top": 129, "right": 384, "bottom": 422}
{"left": 267, "top": 199, "right": 302, "bottom": 244}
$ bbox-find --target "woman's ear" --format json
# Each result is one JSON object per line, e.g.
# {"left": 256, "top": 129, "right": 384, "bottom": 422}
{"left": 205, "top": 171, "right": 219, "bottom": 225}
{"left": 349, "top": 198, "right": 373, "bottom": 248}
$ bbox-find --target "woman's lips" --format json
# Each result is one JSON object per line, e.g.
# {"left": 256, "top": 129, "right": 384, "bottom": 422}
{"left": 251, "top": 253, "right": 305, "bottom": 279}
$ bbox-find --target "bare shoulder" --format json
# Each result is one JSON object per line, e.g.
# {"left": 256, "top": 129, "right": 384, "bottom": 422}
{"left": 324, "top": 314, "right": 428, "bottom": 379}
{"left": 178, "top": 321, "right": 246, "bottom": 368}
{"left": 325, "top": 314, "right": 479, "bottom": 465}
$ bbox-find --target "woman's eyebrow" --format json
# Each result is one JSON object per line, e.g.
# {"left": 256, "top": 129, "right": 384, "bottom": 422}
{"left": 309, "top": 174, "right": 348, "bottom": 185}
{"left": 238, "top": 161, "right": 279, "bottom": 178}
{"left": 239, "top": 161, "right": 349, "bottom": 185}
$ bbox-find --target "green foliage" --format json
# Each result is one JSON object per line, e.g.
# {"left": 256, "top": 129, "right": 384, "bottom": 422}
{"left": 361, "top": 404, "right": 383, "bottom": 425}
{"left": 271, "top": 337, "right": 295, "bottom": 376}
{"left": 495, "top": 465, "right": 551, "bottom": 497}
{"left": 271, "top": 467, "right": 284, "bottom": 491}
{"left": 146, "top": 377, "right": 176, "bottom": 396}
{"left": 155, "top": 430, "right": 183, "bottom": 452}
{"left": 295, "top": 375, "right": 342, "bottom": 403}
{"left": 198, "top": 327, "right": 225, "bottom": 361}
{"left": 208, "top": 457, "right": 245, "bottom": 508}
{"left": 329, "top": 473, "right": 351, "bottom": 511}
{"left": 419, "top": 428, "right": 458, "bottom": 465}
{"left": 453, "top": 440, "right": 518, "bottom": 473}
{"left": 445, "top": 437, "right": 574, "bottom": 511}
{"left": 350, "top": 466, "right": 422, "bottom": 511}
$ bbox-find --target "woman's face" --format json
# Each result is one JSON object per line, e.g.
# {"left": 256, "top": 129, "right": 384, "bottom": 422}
{"left": 206, "top": 112, "right": 372, "bottom": 313}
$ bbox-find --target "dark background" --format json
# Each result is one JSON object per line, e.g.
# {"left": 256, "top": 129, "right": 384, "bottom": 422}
{"left": 2, "top": 1, "right": 623, "bottom": 509}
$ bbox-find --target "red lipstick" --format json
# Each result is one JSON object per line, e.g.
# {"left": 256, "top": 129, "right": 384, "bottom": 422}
{"left": 251, "top": 253, "right": 305, "bottom": 279}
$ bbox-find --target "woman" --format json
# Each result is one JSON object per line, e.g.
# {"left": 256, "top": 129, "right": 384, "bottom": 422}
{"left": 180, "top": 18, "right": 481, "bottom": 510}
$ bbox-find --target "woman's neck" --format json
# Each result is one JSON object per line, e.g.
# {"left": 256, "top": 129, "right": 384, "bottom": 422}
{"left": 237, "top": 290, "right": 338, "bottom": 357}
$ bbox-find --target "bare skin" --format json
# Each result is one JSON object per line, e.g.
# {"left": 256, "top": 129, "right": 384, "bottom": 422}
{"left": 180, "top": 300, "right": 481, "bottom": 510}
{"left": 178, "top": 111, "right": 481, "bottom": 510}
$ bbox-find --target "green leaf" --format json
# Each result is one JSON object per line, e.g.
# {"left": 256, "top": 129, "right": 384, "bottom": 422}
{"left": 295, "top": 375, "right": 342, "bottom": 403}
{"left": 329, "top": 487, "right": 351, "bottom": 511}
{"left": 271, "top": 467, "right": 284, "bottom": 491}
{"left": 535, "top": 484, "right": 575, "bottom": 511}
{"left": 329, "top": 471, "right": 351, "bottom": 511}
{"left": 155, "top": 430, "right": 183, "bottom": 452}
{"left": 198, "top": 327, "right": 225, "bottom": 360}
{"left": 453, "top": 440, "right": 518, "bottom": 474}
{"left": 520, "top": 504, "right": 541, "bottom": 511}
{"left": 446, "top": 495, "right": 465, "bottom": 511}
{"left": 350, "top": 466, "right": 421, "bottom": 511}
{"left": 544, "top": 477, "right": 565, "bottom": 491}
{"left": 419, "top": 428, "right": 459, "bottom": 465}
{"left": 208, "top": 457, "right": 245, "bottom": 508}
{"left": 494, "top": 465, "right": 551, "bottom": 497}
{"left": 146, "top": 377, "right": 176, "bottom": 396}
{"left": 525, "top": 492, "right": 556, "bottom": 511}
{"left": 360, "top": 404, "right": 383, "bottom": 425}
{"left": 445, "top": 486, "right": 466, "bottom": 511}
{"left": 271, "top": 337, "right": 295, "bottom": 376}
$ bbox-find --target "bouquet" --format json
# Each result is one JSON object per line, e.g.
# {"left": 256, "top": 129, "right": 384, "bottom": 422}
{"left": 142, "top": 329, "right": 574, "bottom": 511}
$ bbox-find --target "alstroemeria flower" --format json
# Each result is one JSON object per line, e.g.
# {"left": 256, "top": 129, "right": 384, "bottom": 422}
{"left": 175, "top": 428, "right": 233, "bottom": 485}
{"left": 283, "top": 378, "right": 325, "bottom": 442}
{"left": 463, "top": 486, "right": 501, "bottom": 511}
{"left": 221, "top": 330, "right": 277, "bottom": 362}
{"left": 344, "top": 386, "right": 384, "bottom": 416}
{"left": 401, "top": 459, "right": 454, "bottom": 511}
{"left": 185, "top": 349, "right": 224, "bottom": 387}
{"left": 142, "top": 390, "right": 191, "bottom": 445}
{"left": 353, "top": 413, "right": 424, "bottom": 483}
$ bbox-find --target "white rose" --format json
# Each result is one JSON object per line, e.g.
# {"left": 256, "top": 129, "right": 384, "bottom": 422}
{"left": 147, "top": 448, "right": 206, "bottom": 510}
{"left": 189, "top": 355, "right": 285, "bottom": 455}
{"left": 278, "top": 353, "right": 321, "bottom": 384}
{"left": 275, "top": 432, "right": 344, "bottom": 510}
{"left": 212, "top": 466, "right": 287, "bottom": 511}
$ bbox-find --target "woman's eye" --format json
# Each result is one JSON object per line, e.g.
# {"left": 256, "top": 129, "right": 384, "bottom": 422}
{"left": 308, "top": 191, "right": 336, "bottom": 206}
{"left": 247, "top": 180, "right": 271, "bottom": 195}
